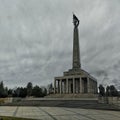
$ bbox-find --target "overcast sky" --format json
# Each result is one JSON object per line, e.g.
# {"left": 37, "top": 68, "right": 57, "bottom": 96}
{"left": 0, "top": 0, "right": 120, "bottom": 89}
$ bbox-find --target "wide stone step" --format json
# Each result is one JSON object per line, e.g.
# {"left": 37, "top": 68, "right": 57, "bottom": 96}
{"left": 2, "top": 99, "right": 119, "bottom": 110}
{"left": 45, "top": 93, "right": 98, "bottom": 98}
{"left": 3, "top": 99, "right": 97, "bottom": 106}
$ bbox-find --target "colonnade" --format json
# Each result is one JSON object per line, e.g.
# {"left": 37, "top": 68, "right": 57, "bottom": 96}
{"left": 54, "top": 77, "right": 97, "bottom": 94}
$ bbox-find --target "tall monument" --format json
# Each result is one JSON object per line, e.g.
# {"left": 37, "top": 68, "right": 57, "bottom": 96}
{"left": 54, "top": 14, "right": 97, "bottom": 96}
{"left": 73, "top": 14, "right": 81, "bottom": 69}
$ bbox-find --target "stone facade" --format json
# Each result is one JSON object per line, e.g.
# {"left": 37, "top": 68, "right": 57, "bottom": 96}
{"left": 54, "top": 70, "right": 97, "bottom": 94}
{"left": 54, "top": 14, "right": 97, "bottom": 95}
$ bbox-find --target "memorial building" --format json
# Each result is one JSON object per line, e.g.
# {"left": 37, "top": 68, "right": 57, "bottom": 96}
{"left": 54, "top": 14, "right": 97, "bottom": 95}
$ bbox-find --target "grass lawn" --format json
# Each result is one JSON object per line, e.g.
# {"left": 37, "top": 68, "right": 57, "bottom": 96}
{"left": 0, "top": 116, "right": 35, "bottom": 120}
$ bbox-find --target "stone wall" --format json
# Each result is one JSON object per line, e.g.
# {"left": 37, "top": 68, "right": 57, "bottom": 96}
{"left": 98, "top": 97, "right": 120, "bottom": 108}
{"left": 0, "top": 97, "right": 13, "bottom": 104}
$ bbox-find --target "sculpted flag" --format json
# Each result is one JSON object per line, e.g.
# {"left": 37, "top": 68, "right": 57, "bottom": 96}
{"left": 73, "top": 14, "right": 79, "bottom": 27}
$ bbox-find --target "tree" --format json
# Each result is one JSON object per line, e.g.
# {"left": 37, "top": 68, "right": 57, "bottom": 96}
{"left": 109, "top": 85, "right": 118, "bottom": 97}
{"left": 106, "top": 86, "right": 110, "bottom": 96}
{"left": 19, "top": 87, "right": 27, "bottom": 98}
{"left": 0, "top": 81, "right": 8, "bottom": 97}
{"left": 12, "top": 87, "right": 20, "bottom": 97}
{"left": 98, "top": 84, "right": 105, "bottom": 96}
{"left": 42, "top": 87, "right": 47, "bottom": 96}
{"left": 4, "top": 87, "right": 8, "bottom": 97}
{"left": 32, "top": 85, "right": 42, "bottom": 97}
{"left": 47, "top": 83, "right": 53, "bottom": 94}
{"left": 12, "top": 87, "right": 27, "bottom": 98}
{"left": 0, "top": 81, "right": 4, "bottom": 97}
{"left": 12, "top": 88, "right": 18, "bottom": 97}
{"left": 8, "top": 89, "right": 13, "bottom": 97}
{"left": 26, "top": 82, "right": 33, "bottom": 96}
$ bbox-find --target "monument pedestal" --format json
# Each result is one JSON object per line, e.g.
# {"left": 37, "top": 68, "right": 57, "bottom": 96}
{"left": 54, "top": 68, "right": 97, "bottom": 95}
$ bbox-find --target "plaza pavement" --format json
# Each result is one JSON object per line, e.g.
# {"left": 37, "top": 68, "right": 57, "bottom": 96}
{"left": 0, "top": 106, "right": 120, "bottom": 120}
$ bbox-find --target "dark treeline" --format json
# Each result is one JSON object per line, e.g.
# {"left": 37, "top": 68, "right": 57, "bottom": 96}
{"left": 98, "top": 84, "right": 120, "bottom": 97}
{"left": 0, "top": 81, "right": 54, "bottom": 98}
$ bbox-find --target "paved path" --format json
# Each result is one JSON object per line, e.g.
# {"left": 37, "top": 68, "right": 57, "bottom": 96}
{"left": 0, "top": 106, "right": 120, "bottom": 120}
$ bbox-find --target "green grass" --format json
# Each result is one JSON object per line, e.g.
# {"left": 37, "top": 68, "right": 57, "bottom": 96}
{"left": 0, "top": 116, "right": 35, "bottom": 120}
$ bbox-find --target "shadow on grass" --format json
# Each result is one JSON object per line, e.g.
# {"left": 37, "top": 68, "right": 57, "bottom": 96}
{"left": 0, "top": 116, "right": 35, "bottom": 120}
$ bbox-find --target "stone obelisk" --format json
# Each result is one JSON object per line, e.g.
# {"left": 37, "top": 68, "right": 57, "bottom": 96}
{"left": 72, "top": 14, "right": 81, "bottom": 70}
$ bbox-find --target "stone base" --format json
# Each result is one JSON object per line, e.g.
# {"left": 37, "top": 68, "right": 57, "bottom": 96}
{"left": 64, "top": 68, "right": 82, "bottom": 76}
{"left": 45, "top": 93, "right": 98, "bottom": 98}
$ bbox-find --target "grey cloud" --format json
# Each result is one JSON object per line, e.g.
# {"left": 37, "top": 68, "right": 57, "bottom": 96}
{"left": 0, "top": 0, "right": 120, "bottom": 89}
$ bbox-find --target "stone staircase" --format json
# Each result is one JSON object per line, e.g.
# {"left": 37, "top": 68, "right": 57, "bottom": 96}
{"left": 1, "top": 96, "right": 120, "bottom": 111}
{"left": 45, "top": 93, "right": 98, "bottom": 98}
{"left": 2, "top": 98, "right": 119, "bottom": 110}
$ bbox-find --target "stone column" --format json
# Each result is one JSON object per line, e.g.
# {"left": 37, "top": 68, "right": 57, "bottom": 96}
{"left": 92, "top": 80, "right": 94, "bottom": 93}
{"left": 60, "top": 79, "right": 62, "bottom": 94}
{"left": 96, "top": 81, "right": 97, "bottom": 93}
{"left": 57, "top": 80, "right": 59, "bottom": 93}
{"left": 66, "top": 78, "right": 68, "bottom": 94}
{"left": 89, "top": 79, "right": 91, "bottom": 93}
{"left": 93, "top": 81, "right": 95, "bottom": 93}
{"left": 68, "top": 79, "right": 70, "bottom": 93}
{"left": 75, "top": 79, "right": 77, "bottom": 93}
{"left": 77, "top": 79, "right": 80, "bottom": 93}
{"left": 80, "top": 77, "right": 82, "bottom": 93}
{"left": 54, "top": 79, "right": 56, "bottom": 94}
{"left": 73, "top": 78, "right": 75, "bottom": 94}
{"left": 90, "top": 80, "right": 92, "bottom": 93}
{"left": 77, "top": 78, "right": 79, "bottom": 93}
{"left": 94, "top": 81, "right": 97, "bottom": 94}
{"left": 87, "top": 77, "right": 90, "bottom": 93}
{"left": 64, "top": 80, "right": 66, "bottom": 94}
{"left": 75, "top": 79, "right": 79, "bottom": 93}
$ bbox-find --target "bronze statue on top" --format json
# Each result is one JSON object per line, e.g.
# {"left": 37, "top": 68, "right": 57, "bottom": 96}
{"left": 73, "top": 14, "right": 79, "bottom": 28}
